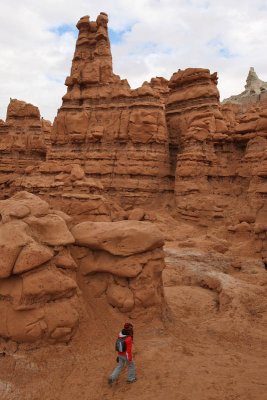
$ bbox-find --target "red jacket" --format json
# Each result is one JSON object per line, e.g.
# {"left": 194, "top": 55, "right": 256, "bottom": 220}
{"left": 117, "top": 332, "right": 133, "bottom": 362}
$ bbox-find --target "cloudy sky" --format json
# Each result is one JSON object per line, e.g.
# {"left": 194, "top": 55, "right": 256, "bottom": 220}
{"left": 0, "top": 0, "right": 267, "bottom": 121}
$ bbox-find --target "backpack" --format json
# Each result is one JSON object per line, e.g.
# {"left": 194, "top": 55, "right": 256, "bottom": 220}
{"left": 115, "top": 337, "right": 126, "bottom": 352}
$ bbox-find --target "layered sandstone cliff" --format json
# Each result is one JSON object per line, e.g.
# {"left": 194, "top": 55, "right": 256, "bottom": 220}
{"left": 166, "top": 68, "right": 230, "bottom": 221}
{"left": 164, "top": 66, "right": 267, "bottom": 261}
{"left": 0, "top": 12, "right": 267, "bottom": 264}
{"left": 48, "top": 13, "right": 172, "bottom": 207}
{"left": 0, "top": 99, "right": 48, "bottom": 194}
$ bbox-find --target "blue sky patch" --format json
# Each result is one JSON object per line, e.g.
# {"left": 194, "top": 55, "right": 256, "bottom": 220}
{"left": 219, "top": 47, "right": 234, "bottom": 58}
{"left": 108, "top": 27, "right": 132, "bottom": 44}
{"left": 51, "top": 24, "right": 132, "bottom": 45}
{"left": 208, "top": 37, "right": 237, "bottom": 59}
{"left": 50, "top": 24, "right": 77, "bottom": 36}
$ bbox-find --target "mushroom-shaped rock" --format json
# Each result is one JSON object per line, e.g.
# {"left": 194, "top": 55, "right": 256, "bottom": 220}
{"left": 71, "top": 221, "right": 164, "bottom": 256}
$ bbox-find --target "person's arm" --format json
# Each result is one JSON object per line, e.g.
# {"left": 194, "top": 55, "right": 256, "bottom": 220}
{"left": 126, "top": 336, "right": 133, "bottom": 362}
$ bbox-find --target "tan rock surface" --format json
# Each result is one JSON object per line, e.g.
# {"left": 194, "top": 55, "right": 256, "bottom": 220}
{"left": 0, "top": 192, "right": 80, "bottom": 344}
{"left": 13, "top": 242, "right": 54, "bottom": 274}
{"left": 71, "top": 220, "right": 164, "bottom": 256}
{"left": 25, "top": 214, "right": 75, "bottom": 246}
{"left": 0, "top": 220, "right": 32, "bottom": 278}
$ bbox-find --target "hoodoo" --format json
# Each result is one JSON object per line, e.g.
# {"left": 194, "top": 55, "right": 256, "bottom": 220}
{"left": 0, "top": 11, "right": 267, "bottom": 400}
{"left": 50, "top": 13, "right": 172, "bottom": 207}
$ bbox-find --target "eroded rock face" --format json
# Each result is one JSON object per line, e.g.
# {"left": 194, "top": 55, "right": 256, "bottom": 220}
{"left": 0, "top": 192, "right": 166, "bottom": 344}
{"left": 71, "top": 220, "right": 164, "bottom": 255}
{"left": 1, "top": 15, "right": 265, "bottom": 244}
{"left": 0, "top": 100, "right": 48, "bottom": 187}
{"left": 2, "top": 14, "right": 172, "bottom": 211}
{"left": 71, "top": 220, "right": 165, "bottom": 315}
{"left": 47, "top": 13, "right": 172, "bottom": 207}
{"left": 1, "top": 13, "right": 267, "bottom": 265}
{"left": 162, "top": 66, "right": 267, "bottom": 262}
{"left": 166, "top": 68, "right": 228, "bottom": 220}
{"left": 0, "top": 13, "right": 267, "bottom": 238}
{"left": 71, "top": 220, "right": 166, "bottom": 314}
{"left": 0, "top": 192, "right": 79, "bottom": 344}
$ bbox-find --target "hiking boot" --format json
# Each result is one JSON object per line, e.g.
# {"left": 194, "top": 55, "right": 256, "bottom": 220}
{"left": 127, "top": 378, "right": 137, "bottom": 384}
{"left": 108, "top": 377, "right": 114, "bottom": 385}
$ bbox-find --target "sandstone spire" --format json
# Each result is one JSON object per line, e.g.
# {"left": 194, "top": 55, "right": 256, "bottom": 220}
{"left": 50, "top": 13, "right": 171, "bottom": 206}
{"left": 223, "top": 67, "right": 267, "bottom": 105}
{"left": 63, "top": 12, "right": 122, "bottom": 105}
{"left": 245, "top": 66, "right": 267, "bottom": 94}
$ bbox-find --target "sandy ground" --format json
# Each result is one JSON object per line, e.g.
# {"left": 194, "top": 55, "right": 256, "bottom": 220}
{"left": 0, "top": 217, "right": 267, "bottom": 400}
{"left": 1, "top": 299, "right": 266, "bottom": 400}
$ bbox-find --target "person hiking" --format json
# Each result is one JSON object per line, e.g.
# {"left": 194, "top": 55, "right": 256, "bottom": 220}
{"left": 108, "top": 322, "right": 136, "bottom": 385}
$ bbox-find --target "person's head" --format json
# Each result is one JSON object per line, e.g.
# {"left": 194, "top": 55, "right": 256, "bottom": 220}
{"left": 124, "top": 322, "right": 133, "bottom": 330}
{"left": 123, "top": 322, "right": 133, "bottom": 337}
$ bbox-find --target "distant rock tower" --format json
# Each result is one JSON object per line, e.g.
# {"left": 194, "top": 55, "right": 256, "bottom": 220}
{"left": 245, "top": 67, "right": 267, "bottom": 94}
{"left": 222, "top": 67, "right": 267, "bottom": 106}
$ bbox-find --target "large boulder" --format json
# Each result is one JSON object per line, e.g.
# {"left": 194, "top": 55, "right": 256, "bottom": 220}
{"left": 25, "top": 214, "right": 75, "bottom": 246}
{"left": 71, "top": 220, "right": 164, "bottom": 256}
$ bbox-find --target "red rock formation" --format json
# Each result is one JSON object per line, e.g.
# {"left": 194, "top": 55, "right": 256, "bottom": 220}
{"left": 0, "top": 191, "right": 166, "bottom": 344}
{"left": 0, "top": 13, "right": 267, "bottom": 264}
{"left": 2, "top": 99, "right": 47, "bottom": 156}
{"left": 166, "top": 68, "right": 229, "bottom": 220}
{"left": 49, "top": 13, "right": 172, "bottom": 206}
{"left": 71, "top": 220, "right": 166, "bottom": 316}
{"left": 0, "top": 191, "right": 78, "bottom": 343}
{"left": 148, "top": 76, "right": 170, "bottom": 102}
{"left": 0, "top": 99, "right": 48, "bottom": 196}
{"left": 0, "top": 13, "right": 267, "bottom": 400}
{"left": 164, "top": 66, "right": 267, "bottom": 262}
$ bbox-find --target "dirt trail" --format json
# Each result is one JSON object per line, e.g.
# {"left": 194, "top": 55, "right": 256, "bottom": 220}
{"left": 0, "top": 246, "right": 267, "bottom": 400}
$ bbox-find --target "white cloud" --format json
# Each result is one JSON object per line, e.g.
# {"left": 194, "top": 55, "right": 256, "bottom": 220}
{"left": 0, "top": 0, "right": 267, "bottom": 120}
